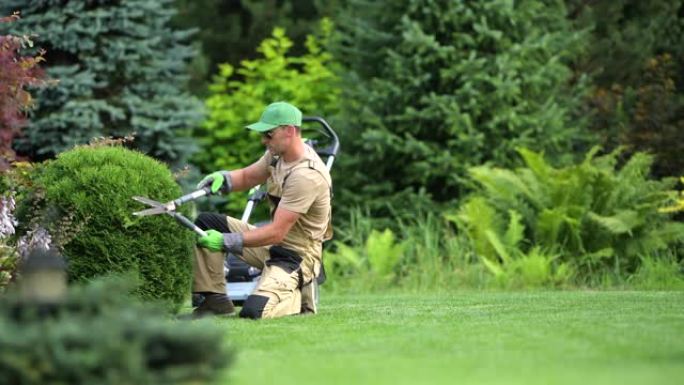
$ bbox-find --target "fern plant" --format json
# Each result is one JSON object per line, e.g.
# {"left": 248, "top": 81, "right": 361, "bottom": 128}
{"left": 450, "top": 197, "right": 572, "bottom": 287}
{"left": 451, "top": 147, "right": 684, "bottom": 284}
{"left": 366, "top": 229, "right": 406, "bottom": 280}
{"left": 325, "top": 228, "right": 406, "bottom": 290}
{"left": 660, "top": 177, "right": 684, "bottom": 214}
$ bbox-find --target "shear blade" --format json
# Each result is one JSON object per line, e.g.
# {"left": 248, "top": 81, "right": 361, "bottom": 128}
{"left": 133, "top": 207, "right": 168, "bottom": 216}
{"left": 132, "top": 196, "right": 163, "bottom": 207}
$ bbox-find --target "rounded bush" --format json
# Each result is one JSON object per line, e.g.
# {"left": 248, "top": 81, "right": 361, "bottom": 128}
{"left": 29, "top": 145, "right": 194, "bottom": 308}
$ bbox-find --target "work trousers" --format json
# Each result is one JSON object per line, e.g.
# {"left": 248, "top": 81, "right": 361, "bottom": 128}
{"left": 192, "top": 213, "right": 317, "bottom": 319}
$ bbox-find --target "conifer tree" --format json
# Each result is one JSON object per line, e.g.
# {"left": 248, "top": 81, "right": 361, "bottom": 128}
{"left": 333, "top": 0, "right": 589, "bottom": 217}
{"left": 0, "top": 1, "right": 203, "bottom": 167}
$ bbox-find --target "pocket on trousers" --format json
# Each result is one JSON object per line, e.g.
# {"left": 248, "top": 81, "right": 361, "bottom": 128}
{"left": 266, "top": 246, "right": 302, "bottom": 274}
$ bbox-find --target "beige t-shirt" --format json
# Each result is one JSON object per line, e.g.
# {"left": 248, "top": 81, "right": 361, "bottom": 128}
{"left": 256, "top": 144, "right": 332, "bottom": 279}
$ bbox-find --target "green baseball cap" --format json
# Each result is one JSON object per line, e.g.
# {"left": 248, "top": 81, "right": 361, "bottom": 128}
{"left": 246, "top": 101, "right": 302, "bottom": 132}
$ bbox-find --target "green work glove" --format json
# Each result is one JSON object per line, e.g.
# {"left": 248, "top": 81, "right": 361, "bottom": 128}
{"left": 197, "top": 171, "right": 232, "bottom": 195}
{"left": 197, "top": 229, "right": 243, "bottom": 254}
{"left": 197, "top": 230, "right": 224, "bottom": 252}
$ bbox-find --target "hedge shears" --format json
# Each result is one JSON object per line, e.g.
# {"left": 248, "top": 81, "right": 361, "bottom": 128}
{"left": 132, "top": 187, "right": 211, "bottom": 237}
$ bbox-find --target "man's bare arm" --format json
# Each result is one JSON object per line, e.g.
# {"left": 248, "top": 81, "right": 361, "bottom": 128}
{"left": 229, "top": 161, "right": 270, "bottom": 192}
{"left": 241, "top": 206, "right": 300, "bottom": 247}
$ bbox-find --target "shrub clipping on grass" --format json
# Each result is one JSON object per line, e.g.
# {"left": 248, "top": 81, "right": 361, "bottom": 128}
{"left": 17, "top": 145, "right": 195, "bottom": 309}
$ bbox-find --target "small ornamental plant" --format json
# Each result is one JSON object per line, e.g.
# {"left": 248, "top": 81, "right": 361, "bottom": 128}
{"left": 0, "top": 12, "right": 48, "bottom": 170}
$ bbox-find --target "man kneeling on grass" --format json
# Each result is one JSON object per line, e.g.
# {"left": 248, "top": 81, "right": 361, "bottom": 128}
{"left": 192, "top": 102, "right": 333, "bottom": 320}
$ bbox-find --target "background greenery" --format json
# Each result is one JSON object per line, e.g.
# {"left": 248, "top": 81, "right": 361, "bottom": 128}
{"left": 332, "top": 0, "right": 590, "bottom": 220}
{"left": 0, "top": 0, "right": 682, "bottom": 294}
{"left": 0, "top": 0, "right": 203, "bottom": 168}
{"left": 1, "top": 2, "right": 683, "bottom": 384}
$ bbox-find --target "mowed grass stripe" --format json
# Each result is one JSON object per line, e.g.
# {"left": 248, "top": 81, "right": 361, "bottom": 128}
{"left": 207, "top": 291, "right": 684, "bottom": 385}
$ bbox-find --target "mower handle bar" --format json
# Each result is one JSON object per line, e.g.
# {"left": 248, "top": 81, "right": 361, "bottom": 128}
{"left": 303, "top": 116, "right": 339, "bottom": 159}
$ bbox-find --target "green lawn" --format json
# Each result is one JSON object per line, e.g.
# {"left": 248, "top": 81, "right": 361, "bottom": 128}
{"left": 207, "top": 291, "right": 684, "bottom": 385}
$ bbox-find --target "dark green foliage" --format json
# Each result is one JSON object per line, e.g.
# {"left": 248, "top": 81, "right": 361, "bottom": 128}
{"left": 567, "top": 0, "right": 683, "bottom": 86}
{"left": 19, "top": 145, "right": 194, "bottom": 308}
{"left": 332, "top": 0, "right": 590, "bottom": 220}
{"left": 451, "top": 147, "right": 684, "bottom": 284}
{"left": 0, "top": 278, "right": 233, "bottom": 384}
{"left": 0, "top": 0, "right": 203, "bottom": 167}
{"left": 569, "top": 1, "right": 684, "bottom": 177}
{"left": 173, "top": 0, "right": 344, "bottom": 94}
{"left": 587, "top": 53, "right": 684, "bottom": 178}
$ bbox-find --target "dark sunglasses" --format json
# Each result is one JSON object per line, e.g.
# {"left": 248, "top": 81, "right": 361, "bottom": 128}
{"left": 262, "top": 129, "right": 276, "bottom": 139}
{"left": 262, "top": 125, "right": 287, "bottom": 139}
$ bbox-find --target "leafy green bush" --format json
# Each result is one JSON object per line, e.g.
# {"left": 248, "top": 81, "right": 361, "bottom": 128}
{"left": 451, "top": 147, "right": 684, "bottom": 284}
{"left": 171, "top": 0, "right": 344, "bottom": 94}
{"left": 0, "top": 278, "right": 233, "bottom": 384}
{"left": 198, "top": 21, "right": 339, "bottom": 172}
{"left": 17, "top": 144, "right": 194, "bottom": 309}
{"left": 571, "top": 2, "right": 684, "bottom": 178}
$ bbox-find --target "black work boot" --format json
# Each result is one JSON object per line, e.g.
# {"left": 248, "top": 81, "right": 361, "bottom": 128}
{"left": 192, "top": 293, "right": 235, "bottom": 318}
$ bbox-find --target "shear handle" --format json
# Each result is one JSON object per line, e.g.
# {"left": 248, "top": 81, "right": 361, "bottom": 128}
{"left": 173, "top": 187, "right": 211, "bottom": 207}
{"left": 170, "top": 212, "right": 207, "bottom": 237}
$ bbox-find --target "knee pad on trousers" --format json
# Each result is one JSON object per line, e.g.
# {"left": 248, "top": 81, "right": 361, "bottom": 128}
{"left": 195, "top": 212, "right": 231, "bottom": 232}
{"left": 239, "top": 294, "right": 269, "bottom": 319}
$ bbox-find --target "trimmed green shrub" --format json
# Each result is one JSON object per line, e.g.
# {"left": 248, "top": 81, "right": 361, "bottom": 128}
{"left": 451, "top": 147, "right": 684, "bottom": 284}
{"left": 0, "top": 278, "right": 233, "bottom": 384}
{"left": 18, "top": 144, "right": 194, "bottom": 309}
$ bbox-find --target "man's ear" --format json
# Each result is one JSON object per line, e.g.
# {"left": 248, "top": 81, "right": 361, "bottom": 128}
{"left": 286, "top": 124, "right": 296, "bottom": 137}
